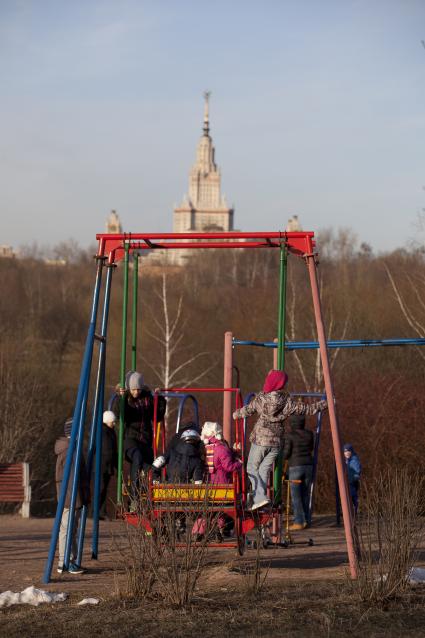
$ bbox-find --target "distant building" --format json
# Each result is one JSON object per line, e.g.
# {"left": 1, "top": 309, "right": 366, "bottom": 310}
{"left": 173, "top": 91, "right": 234, "bottom": 234}
{"left": 286, "top": 215, "right": 302, "bottom": 232}
{"left": 0, "top": 245, "right": 15, "bottom": 259}
{"left": 106, "top": 210, "right": 122, "bottom": 234}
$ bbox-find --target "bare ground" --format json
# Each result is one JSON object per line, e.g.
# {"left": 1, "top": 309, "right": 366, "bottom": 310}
{"left": 1, "top": 515, "right": 425, "bottom": 637}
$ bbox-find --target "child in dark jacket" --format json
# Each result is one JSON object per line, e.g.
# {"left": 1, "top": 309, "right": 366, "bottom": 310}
{"left": 233, "top": 370, "right": 327, "bottom": 511}
{"left": 152, "top": 428, "right": 205, "bottom": 483}
{"left": 55, "top": 418, "right": 90, "bottom": 575}
{"left": 343, "top": 443, "right": 362, "bottom": 514}
{"left": 111, "top": 371, "right": 166, "bottom": 500}
{"left": 282, "top": 414, "right": 314, "bottom": 529}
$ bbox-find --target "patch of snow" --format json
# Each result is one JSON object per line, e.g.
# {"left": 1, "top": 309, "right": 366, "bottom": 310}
{"left": 0, "top": 586, "right": 67, "bottom": 608}
{"left": 77, "top": 597, "right": 100, "bottom": 606}
{"left": 409, "top": 567, "right": 425, "bottom": 585}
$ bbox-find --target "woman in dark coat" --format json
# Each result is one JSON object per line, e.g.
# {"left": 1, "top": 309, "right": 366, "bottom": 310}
{"left": 111, "top": 371, "right": 166, "bottom": 501}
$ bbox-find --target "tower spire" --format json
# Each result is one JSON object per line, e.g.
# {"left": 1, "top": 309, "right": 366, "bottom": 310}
{"left": 203, "top": 90, "right": 211, "bottom": 135}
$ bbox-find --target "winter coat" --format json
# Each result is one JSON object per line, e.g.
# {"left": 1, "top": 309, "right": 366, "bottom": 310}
{"left": 101, "top": 424, "right": 117, "bottom": 476}
{"left": 345, "top": 446, "right": 361, "bottom": 485}
{"left": 55, "top": 436, "right": 90, "bottom": 508}
{"left": 233, "top": 391, "right": 327, "bottom": 448}
{"left": 282, "top": 421, "right": 314, "bottom": 467}
{"left": 111, "top": 387, "right": 166, "bottom": 453}
{"left": 164, "top": 439, "right": 205, "bottom": 483}
{"left": 205, "top": 436, "right": 241, "bottom": 484}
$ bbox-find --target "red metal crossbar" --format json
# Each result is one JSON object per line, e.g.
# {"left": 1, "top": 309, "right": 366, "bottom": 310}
{"left": 95, "top": 231, "right": 316, "bottom": 263}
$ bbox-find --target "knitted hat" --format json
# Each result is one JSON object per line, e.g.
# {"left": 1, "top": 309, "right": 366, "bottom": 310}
{"left": 201, "top": 421, "right": 223, "bottom": 442}
{"left": 103, "top": 410, "right": 117, "bottom": 425}
{"left": 180, "top": 429, "right": 201, "bottom": 442}
{"left": 263, "top": 369, "right": 288, "bottom": 393}
{"left": 343, "top": 443, "right": 354, "bottom": 453}
{"left": 179, "top": 421, "right": 200, "bottom": 433}
{"left": 128, "top": 372, "right": 144, "bottom": 391}
{"left": 64, "top": 418, "right": 73, "bottom": 437}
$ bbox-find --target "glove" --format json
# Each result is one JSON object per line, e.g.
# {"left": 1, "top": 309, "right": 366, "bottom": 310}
{"left": 152, "top": 455, "right": 166, "bottom": 469}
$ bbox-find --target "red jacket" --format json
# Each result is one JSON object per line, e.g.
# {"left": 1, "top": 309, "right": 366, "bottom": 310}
{"left": 205, "top": 436, "right": 241, "bottom": 484}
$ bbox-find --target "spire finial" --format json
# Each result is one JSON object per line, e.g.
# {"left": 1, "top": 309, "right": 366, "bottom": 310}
{"left": 203, "top": 90, "right": 211, "bottom": 135}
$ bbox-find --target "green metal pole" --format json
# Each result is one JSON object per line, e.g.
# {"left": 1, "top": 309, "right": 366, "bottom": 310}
{"left": 277, "top": 243, "right": 287, "bottom": 370}
{"left": 117, "top": 242, "right": 130, "bottom": 504}
{"left": 274, "top": 242, "right": 288, "bottom": 503}
{"left": 131, "top": 252, "right": 139, "bottom": 371}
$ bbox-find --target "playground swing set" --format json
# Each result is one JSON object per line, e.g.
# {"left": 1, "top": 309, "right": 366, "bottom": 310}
{"left": 43, "top": 230, "right": 425, "bottom": 584}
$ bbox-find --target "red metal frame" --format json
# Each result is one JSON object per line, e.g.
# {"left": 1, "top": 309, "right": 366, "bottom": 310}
{"left": 124, "top": 386, "right": 275, "bottom": 552}
{"left": 95, "top": 231, "right": 316, "bottom": 263}
{"left": 110, "top": 229, "right": 357, "bottom": 576}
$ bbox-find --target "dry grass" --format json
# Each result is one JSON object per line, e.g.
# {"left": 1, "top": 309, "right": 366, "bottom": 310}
{"left": 351, "top": 468, "right": 425, "bottom": 605}
{"left": 2, "top": 581, "right": 425, "bottom": 638}
{"left": 112, "top": 479, "right": 221, "bottom": 607}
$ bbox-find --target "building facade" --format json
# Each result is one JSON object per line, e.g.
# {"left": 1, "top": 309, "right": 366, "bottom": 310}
{"left": 173, "top": 92, "right": 234, "bottom": 235}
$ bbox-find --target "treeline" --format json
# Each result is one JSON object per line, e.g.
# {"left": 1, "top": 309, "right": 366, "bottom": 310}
{"left": 1, "top": 233, "right": 425, "bottom": 512}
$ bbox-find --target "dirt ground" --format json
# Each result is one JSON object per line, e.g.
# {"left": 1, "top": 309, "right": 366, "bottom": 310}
{"left": 2, "top": 514, "right": 425, "bottom": 638}
{"left": 0, "top": 514, "right": 351, "bottom": 594}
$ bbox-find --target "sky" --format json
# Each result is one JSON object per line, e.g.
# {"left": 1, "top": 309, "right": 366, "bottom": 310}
{"left": 1, "top": 0, "right": 425, "bottom": 253}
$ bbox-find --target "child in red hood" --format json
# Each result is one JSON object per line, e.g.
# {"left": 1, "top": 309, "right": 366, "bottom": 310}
{"left": 233, "top": 370, "right": 327, "bottom": 511}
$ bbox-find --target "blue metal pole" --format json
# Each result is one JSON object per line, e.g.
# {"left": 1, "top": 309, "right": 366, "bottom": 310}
{"left": 308, "top": 408, "right": 324, "bottom": 525}
{"left": 92, "top": 367, "right": 105, "bottom": 558}
{"left": 43, "top": 256, "right": 104, "bottom": 584}
{"left": 175, "top": 395, "right": 199, "bottom": 433}
{"left": 76, "top": 261, "right": 112, "bottom": 563}
{"left": 232, "top": 338, "right": 425, "bottom": 350}
{"left": 63, "top": 257, "right": 105, "bottom": 570}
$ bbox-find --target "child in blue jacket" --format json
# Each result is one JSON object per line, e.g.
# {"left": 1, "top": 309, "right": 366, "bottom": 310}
{"left": 343, "top": 443, "right": 361, "bottom": 514}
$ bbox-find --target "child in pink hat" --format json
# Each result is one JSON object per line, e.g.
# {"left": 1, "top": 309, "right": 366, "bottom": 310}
{"left": 233, "top": 369, "right": 327, "bottom": 510}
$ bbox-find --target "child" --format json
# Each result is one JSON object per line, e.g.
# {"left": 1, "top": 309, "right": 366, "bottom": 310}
{"left": 152, "top": 428, "right": 205, "bottom": 539}
{"left": 152, "top": 428, "right": 204, "bottom": 483}
{"left": 55, "top": 418, "right": 90, "bottom": 574}
{"left": 233, "top": 369, "right": 327, "bottom": 511}
{"left": 282, "top": 414, "right": 314, "bottom": 530}
{"left": 201, "top": 421, "right": 242, "bottom": 484}
{"left": 99, "top": 410, "right": 118, "bottom": 520}
{"left": 343, "top": 443, "right": 362, "bottom": 514}
{"left": 200, "top": 421, "right": 242, "bottom": 538}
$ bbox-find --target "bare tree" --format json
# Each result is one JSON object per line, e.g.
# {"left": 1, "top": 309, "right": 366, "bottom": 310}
{"left": 142, "top": 273, "right": 216, "bottom": 389}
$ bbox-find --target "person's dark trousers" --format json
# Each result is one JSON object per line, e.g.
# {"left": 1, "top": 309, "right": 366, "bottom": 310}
{"left": 99, "top": 472, "right": 112, "bottom": 517}
{"left": 288, "top": 465, "right": 313, "bottom": 525}
{"left": 126, "top": 445, "right": 154, "bottom": 500}
{"left": 349, "top": 481, "right": 359, "bottom": 514}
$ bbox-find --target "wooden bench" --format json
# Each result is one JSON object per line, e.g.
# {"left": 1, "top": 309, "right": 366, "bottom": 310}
{"left": 0, "top": 463, "right": 31, "bottom": 518}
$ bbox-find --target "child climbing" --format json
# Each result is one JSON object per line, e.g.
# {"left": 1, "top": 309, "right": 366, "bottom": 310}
{"left": 111, "top": 371, "right": 166, "bottom": 502}
{"left": 343, "top": 443, "right": 362, "bottom": 514}
{"left": 233, "top": 369, "right": 327, "bottom": 511}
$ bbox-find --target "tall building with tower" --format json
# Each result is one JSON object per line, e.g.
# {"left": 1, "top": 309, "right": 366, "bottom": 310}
{"left": 173, "top": 92, "right": 234, "bottom": 234}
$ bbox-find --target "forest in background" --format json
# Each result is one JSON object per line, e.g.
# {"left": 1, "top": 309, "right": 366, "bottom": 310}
{"left": 1, "top": 229, "right": 425, "bottom": 513}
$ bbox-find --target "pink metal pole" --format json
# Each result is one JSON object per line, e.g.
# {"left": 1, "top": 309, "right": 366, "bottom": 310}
{"left": 223, "top": 332, "right": 233, "bottom": 444}
{"left": 305, "top": 245, "right": 358, "bottom": 579}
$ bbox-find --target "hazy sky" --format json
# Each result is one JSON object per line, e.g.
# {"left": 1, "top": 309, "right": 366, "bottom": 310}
{"left": 1, "top": 0, "right": 425, "bottom": 252}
